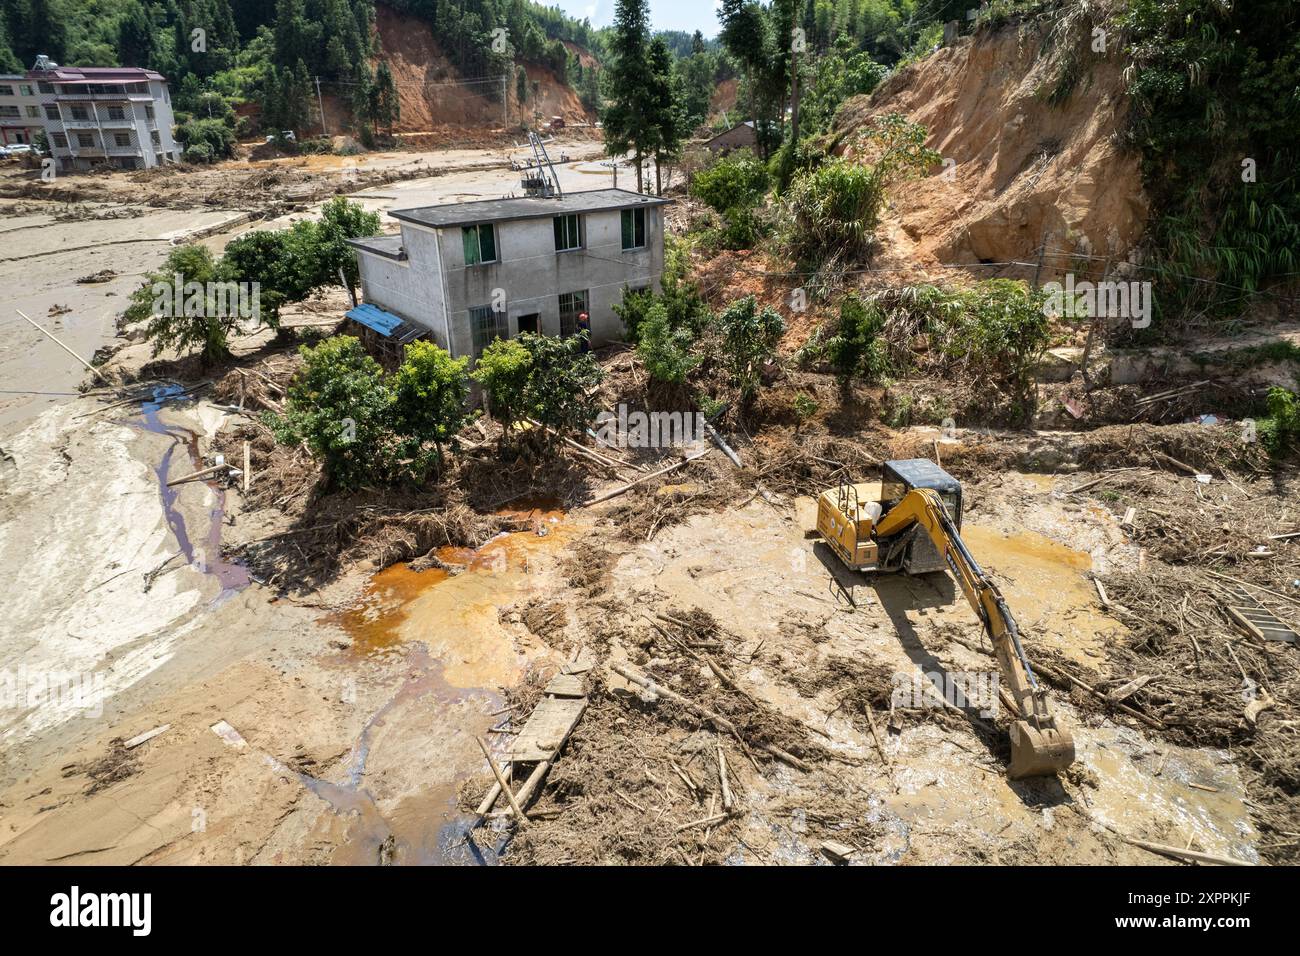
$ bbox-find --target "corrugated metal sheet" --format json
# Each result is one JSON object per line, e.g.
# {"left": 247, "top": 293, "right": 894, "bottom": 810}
{"left": 347, "top": 303, "right": 404, "bottom": 337}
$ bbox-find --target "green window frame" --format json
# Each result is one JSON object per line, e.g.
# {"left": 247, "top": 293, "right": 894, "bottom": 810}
{"left": 554, "top": 213, "right": 583, "bottom": 251}
{"left": 621, "top": 208, "right": 646, "bottom": 250}
{"left": 462, "top": 223, "right": 497, "bottom": 265}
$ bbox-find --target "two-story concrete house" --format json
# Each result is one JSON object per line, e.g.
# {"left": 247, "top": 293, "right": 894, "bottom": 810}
{"left": 28, "top": 59, "right": 177, "bottom": 171}
{"left": 347, "top": 188, "right": 669, "bottom": 360}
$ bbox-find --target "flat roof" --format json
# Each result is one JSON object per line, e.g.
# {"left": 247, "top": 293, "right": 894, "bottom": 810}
{"left": 389, "top": 188, "right": 670, "bottom": 229}
{"left": 345, "top": 234, "right": 407, "bottom": 261}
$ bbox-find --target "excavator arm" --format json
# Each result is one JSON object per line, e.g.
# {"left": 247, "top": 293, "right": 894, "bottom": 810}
{"left": 875, "top": 488, "right": 1076, "bottom": 778}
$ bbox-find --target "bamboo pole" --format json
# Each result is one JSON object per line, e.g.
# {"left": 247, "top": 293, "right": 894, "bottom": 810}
{"left": 16, "top": 309, "right": 109, "bottom": 384}
{"left": 476, "top": 737, "right": 527, "bottom": 826}
{"left": 586, "top": 450, "right": 711, "bottom": 505}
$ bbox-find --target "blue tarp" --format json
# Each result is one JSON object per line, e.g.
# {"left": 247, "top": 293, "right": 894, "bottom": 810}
{"left": 347, "top": 303, "right": 404, "bottom": 337}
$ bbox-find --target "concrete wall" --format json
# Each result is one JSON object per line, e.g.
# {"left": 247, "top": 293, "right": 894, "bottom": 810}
{"left": 355, "top": 224, "right": 450, "bottom": 350}
{"left": 437, "top": 206, "right": 663, "bottom": 357}
{"left": 0, "top": 75, "right": 43, "bottom": 146}
{"left": 706, "top": 124, "right": 756, "bottom": 154}
{"left": 356, "top": 204, "right": 664, "bottom": 360}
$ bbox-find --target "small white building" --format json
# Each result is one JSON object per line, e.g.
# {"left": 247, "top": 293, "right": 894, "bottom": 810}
{"left": 0, "top": 74, "right": 44, "bottom": 147}
{"left": 27, "top": 58, "right": 177, "bottom": 171}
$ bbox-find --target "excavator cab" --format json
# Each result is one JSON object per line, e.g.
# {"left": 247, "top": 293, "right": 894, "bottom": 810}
{"left": 878, "top": 459, "right": 962, "bottom": 574}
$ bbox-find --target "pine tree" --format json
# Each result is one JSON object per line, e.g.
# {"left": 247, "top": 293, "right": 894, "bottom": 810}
{"left": 373, "top": 61, "right": 399, "bottom": 138}
{"left": 646, "top": 36, "right": 685, "bottom": 196}
{"left": 602, "top": 0, "right": 653, "bottom": 192}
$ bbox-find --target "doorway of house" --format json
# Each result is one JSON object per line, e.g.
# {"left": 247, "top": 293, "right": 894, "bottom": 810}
{"left": 516, "top": 313, "right": 539, "bottom": 335}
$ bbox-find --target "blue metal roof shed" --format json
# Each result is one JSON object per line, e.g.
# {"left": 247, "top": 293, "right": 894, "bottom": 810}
{"left": 346, "top": 304, "right": 425, "bottom": 345}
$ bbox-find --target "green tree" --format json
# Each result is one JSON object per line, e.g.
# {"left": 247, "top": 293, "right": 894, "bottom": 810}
{"left": 518, "top": 332, "right": 604, "bottom": 438}
{"left": 273, "top": 335, "right": 395, "bottom": 491}
{"left": 372, "top": 61, "right": 399, "bottom": 137}
{"left": 390, "top": 340, "right": 471, "bottom": 477}
{"left": 681, "top": 31, "right": 715, "bottom": 128}
{"left": 826, "top": 292, "right": 888, "bottom": 388}
{"left": 602, "top": 0, "right": 654, "bottom": 192}
{"left": 472, "top": 336, "right": 533, "bottom": 434}
{"left": 716, "top": 295, "right": 784, "bottom": 400}
{"left": 311, "top": 196, "right": 381, "bottom": 295}
{"left": 637, "top": 303, "right": 699, "bottom": 385}
{"left": 645, "top": 35, "right": 687, "bottom": 196}
{"left": 123, "top": 245, "right": 238, "bottom": 366}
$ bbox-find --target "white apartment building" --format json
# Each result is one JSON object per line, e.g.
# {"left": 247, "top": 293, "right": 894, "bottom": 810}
{"left": 27, "top": 58, "right": 177, "bottom": 171}
{"left": 0, "top": 74, "right": 44, "bottom": 146}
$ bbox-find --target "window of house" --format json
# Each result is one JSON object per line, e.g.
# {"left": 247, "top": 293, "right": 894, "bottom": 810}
{"left": 43, "top": 105, "right": 59, "bottom": 120}
{"left": 470, "top": 304, "right": 507, "bottom": 357}
{"left": 76, "top": 132, "right": 94, "bottom": 148}
{"left": 150, "top": 130, "right": 161, "bottom": 146}
{"left": 20, "top": 85, "right": 33, "bottom": 96}
{"left": 558, "top": 290, "right": 588, "bottom": 338}
{"left": 25, "top": 105, "right": 39, "bottom": 118}
{"left": 38, "top": 82, "right": 53, "bottom": 94}
{"left": 462, "top": 224, "right": 497, "bottom": 265}
{"left": 621, "top": 208, "right": 647, "bottom": 250}
{"left": 51, "top": 132, "right": 67, "bottom": 148}
{"left": 0, "top": 106, "right": 18, "bottom": 119}
{"left": 0, "top": 85, "right": 12, "bottom": 96}
{"left": 107, "top": 106, "right": 126, "bottom": 121}
{"left": 114, "top": 132, "right": 131, "bottom": 147}
{"left": 70, "top": 105, "right": 89, "bottom": 121}
{"left": 553, "top": 214, "right": 583, "bottom": 252}
{"left": 145, "top": 105, "right": 155, "bottom": 120}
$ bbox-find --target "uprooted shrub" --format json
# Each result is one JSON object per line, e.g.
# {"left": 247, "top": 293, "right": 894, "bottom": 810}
{"left": 1257, "top": 387, "right": 1300, "bottom": 455}
{"left": 690, "top": 148, "right": 770, "bottom": 213}
{"left": 825, "top": 292, "right": 890, "bottom": 389}
{"left": 690, "top": 149, "right": 772, "bottom": 252}
{"left": 714, "top": 296, "right": 785, "bottom": 403}
{"left": 861, "top": 280, "right": 1052, "bottom": 419}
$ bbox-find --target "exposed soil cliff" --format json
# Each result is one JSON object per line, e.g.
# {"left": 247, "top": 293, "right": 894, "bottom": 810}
{"left": 374, "top": 2, "right": 592, "bottom": 135}
{"left": 835, "top": 24, "right": 1148, "bottom": 281}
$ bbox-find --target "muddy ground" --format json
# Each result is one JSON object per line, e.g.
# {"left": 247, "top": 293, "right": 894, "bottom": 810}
{"left": 0, "top": 145, "right": 1296, "bottom": 867}
{"left": 3, "top": 364, "right": 1293, "bottom": 865}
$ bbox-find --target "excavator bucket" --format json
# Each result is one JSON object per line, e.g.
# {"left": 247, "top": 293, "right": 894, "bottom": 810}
{"left": 1008, "top": 720, "right": 1076, "bottom": 779}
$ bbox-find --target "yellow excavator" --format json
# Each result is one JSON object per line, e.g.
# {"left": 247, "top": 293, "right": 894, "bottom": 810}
{"left": 814, "top": 458, "right": 1075, "bottom": 779}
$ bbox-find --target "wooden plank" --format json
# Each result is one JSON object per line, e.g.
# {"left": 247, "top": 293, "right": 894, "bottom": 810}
{"left": 508, "top": 696, "right": 587, "bottom": 763}
{"left": 543, "top": 673, "right": 586, "bottom": 698}
{"left": 561, "top": 647, "right": 594, "bottom": 675}
{"left": 124, "top": 723, "right": 170, "bottom": 749}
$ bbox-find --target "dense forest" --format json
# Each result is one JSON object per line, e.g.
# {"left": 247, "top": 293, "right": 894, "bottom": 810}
{"left": 0, "top": 0, "right": 603, "bottom": 148}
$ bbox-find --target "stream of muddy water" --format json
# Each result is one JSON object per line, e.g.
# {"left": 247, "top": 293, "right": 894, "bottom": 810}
{"left": 136, "top": 384, "right": 249, "bottom": 598}
{"left": 301, "top": 501, "right": 570, "bottom": 864}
